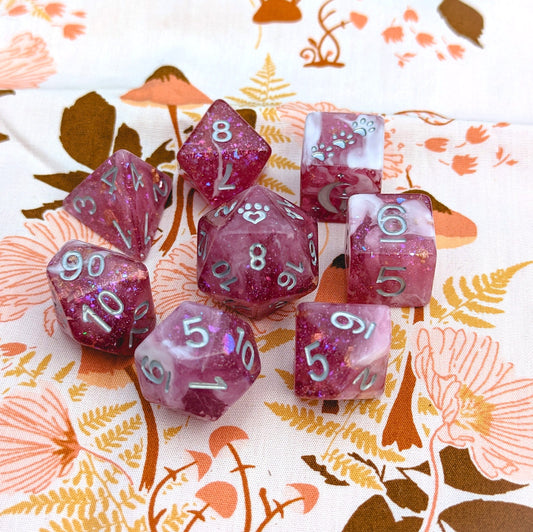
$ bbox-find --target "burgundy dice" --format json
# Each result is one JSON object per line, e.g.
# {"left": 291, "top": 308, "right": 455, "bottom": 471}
{"left": 346, "top": 193, "right": 437, "bottom": 307}
{"left": 197, "top": 185, "right": 319, "bottom": 319}
{"left": 177, "top": 99, "right": 271, "bottom": 207}
{"left": 300, "top": 111, "right": 385, "bottom": 222}
{"left": 295, "top": 302, "right": 390, "bottom": 399}
{"left": 47, "top": 240, "right": 156, "bottom": 356}
{"left": 63, "top": 149, "right": 172, "bottom": 260}
{"left": 134, "top": 301, "right": 260, "bottom": 421}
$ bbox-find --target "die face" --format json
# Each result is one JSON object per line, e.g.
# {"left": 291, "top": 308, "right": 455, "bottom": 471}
{"left": 346, "top": 193, "right": 437, "bottom": 307}
{"left": 46, "top": 240, "right": 156, "bottom": 356}
{"left": 300, "top": 112, "right": 384, "bottom": 223}
{"left": 177, "top": 99, "right": 272, "bottom": 207}
{"left": 294, "top": 302, "right": 390, "bottom": 399}
{"left": 134, "top": 301, "right": 260, "bottom": 421}
{"left": 63, "top": 150, "right": 172, "bottom": 260}
{"left": 197, "top": 186, "right": 319, "bottom": 319}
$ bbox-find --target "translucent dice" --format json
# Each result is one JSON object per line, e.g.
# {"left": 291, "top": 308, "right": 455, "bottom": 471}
{"left": 294, "top": 302, "right": 390, "bottom": 399}
{"left": 197, "top": 185, "right": 319, "bottom": 319}
{"left": 46, "top": 240, "right": 156, "bottom": 356}
{"left": 300, "top": 111, "right": 384, "bottom": 222}
{"left": 346, "top": 193, "right": 437, "bottom": 307}
{"left": 134, "top": 301, "right": 261, "bottom": 421}
{"left": 177, "top": 99, "right": 272, "bottom": 207}
{"left": 64, "top": 149, "right": 172, "bottom": 260}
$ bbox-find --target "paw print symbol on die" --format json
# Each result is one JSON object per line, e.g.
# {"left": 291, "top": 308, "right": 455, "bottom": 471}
{"left": 351, "top": 115, "right": 376, "bottom": 137}
{"left": 237, "top": 202, "right": 271, "bottom": 224}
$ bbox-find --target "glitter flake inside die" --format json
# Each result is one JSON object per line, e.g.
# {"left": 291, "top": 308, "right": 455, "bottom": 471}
{"left": 295, "top": 302, "right": 391, "bottom": 400}
{"left": 134, "top": 301, "right": 261, "bottom": 421}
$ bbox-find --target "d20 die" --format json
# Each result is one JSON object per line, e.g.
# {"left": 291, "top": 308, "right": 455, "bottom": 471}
{"left": 346, "top": 193, "right": 437, "bottom": 307}
{"left": 197, "top": 185, "right": 319, "bottom": 319}
{"left": 63, "top": 149, "right": 172, "bottom": 260}
{"left": 300, "top": 112, "right": 385, "bottom": 222}
{"left": 177, "top": 99, "right": 271, "bottom": 207}
{"left": 47, "top": 240, "right": 156, "bottom": 356}
{"left": 295, "top": 302, "right": 390, "bottom": 399}
{"left": 134, "top": 301, "right": 261, "bottom": 421}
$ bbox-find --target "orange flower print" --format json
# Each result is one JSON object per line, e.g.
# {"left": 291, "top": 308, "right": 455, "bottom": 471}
{"left": 63, "top": 24, "right": 85, "bottom": 40}
{"left": 349, "top": 11, "right": 368, "bottom": 30}
{"left": 451, "top": 154, "right": 477, "bottom": 175}
{"left": 424, "top": 137, "right": 448, "bottom": 153}
{"left": 415, "top": 327, "right": 533, "bottom": 531}
{"left": 416, "top": 33, "right": 435, "bottom": 47}
{"left": 7, "top": 5, "right": 28, "bottom": 16}
{"left": 0, "top": 383, "right": 132, "bottom": 493}
{"left": 448, "top": 44, "right": 465, "bottom": 59}
{"left": 0, "top": 33, "right": 55, "bottom": 89}
{"left": 403, "top": 8, "right": 418, "bottom": 22}
{"left": 382, "top": 25, "right": 404, "bottom": 43}
{"left": 466, "top": 125, "right": 489, "bottom": 144}
{"left": 44, "top": 3, "right": 65, "bottom": 17}
{"left": 0, "top": 209, "right": 110, "bottom": 330}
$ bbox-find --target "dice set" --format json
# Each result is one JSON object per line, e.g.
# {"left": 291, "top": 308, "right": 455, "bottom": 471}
{"left": 45, "top": 100, "right": 438, "bottom": 419}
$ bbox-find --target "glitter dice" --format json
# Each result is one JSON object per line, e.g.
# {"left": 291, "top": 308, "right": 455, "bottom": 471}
{"left": 134, "top": 301, "right": 261, "bottom": 421}
{"left": 300, "top": 111, "right": 385, "bottom": 222}
{"left": 46, "top": 240, "right": 156, "bottom": 356}
{"left": 346, "top": 193, "right": 437, "bottom": 307}
{"left": 63, "top": 150, "right": 172, "bottom": 260}
{"left": 177, "top": 99, "right": 272, "bottom": 207}
{"left": 294, "top": 302, "right": 390, "bottom": 399}
{"left": 197, "top": 186, "right": 319, "bottom": 319}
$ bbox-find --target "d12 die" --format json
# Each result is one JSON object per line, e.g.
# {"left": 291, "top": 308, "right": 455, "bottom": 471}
{"left": 295, "top": 302, "right": 390, "bottom": 399}
{"left": 197, "top": 185, "right": 319, "bottom": 319}
{"left": 63, "top": 149, "right": 172, "bottom": 260}
{"left": 47, "top": 240, "right": 156, "bottom": 356}
{"left": 346, "top": 193, "right": 437, "bottom": 307}
{"left": 300, "top": 112, "right": 385, "bottom": 222}
{"left": 177, "top": 99, "right": 271, "bottom": 207}
{"left": 134, "top": 301, "right": 261, "bottom": 421}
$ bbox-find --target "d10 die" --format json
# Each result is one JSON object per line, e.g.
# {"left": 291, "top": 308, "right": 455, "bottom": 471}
{"left": 346, "top": 193, "right": 437, "bottom": 307}
{"left": 63, "top": 149, "right": 172, "bottom": 260}
{"left": 295, "top": 302, "right": 390, "bottom": 399}
{"left": 197, "top": 185, "right": 319, "bottom": 319}
{"left": 177, "top": 99, "right": 271, "bottom": 207}
{"left": 300, "top": 111, "right": 385, "bottom": 222}
{"left": 134, "top": 301, "right": 261, "bottom": 421}
{"left": 47, "top": 240, "right": 156, "bottom": 356}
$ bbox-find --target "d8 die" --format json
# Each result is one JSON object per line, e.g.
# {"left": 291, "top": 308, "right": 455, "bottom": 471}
{"left": 177, "top": 99, "right": 271, "bottom": 207}
{"left": 300, "top": 112, "right": 385, "bottom": 222}
{"left": 46, "top": 240, "right": 156, "bottom": 356}
{"left": 295, "top": 302, "right": 390, "bottom": 399}
{"left": 64, "top": 150, "right": 172, "bottom": 260}
{"left": 134, "top": 301, "right": 261, "bottom": 421}
{"left": 197, "top": 185, "right": 319, "bottom": 319}
{"left": 346, "top": 193, "right": 437, "bottom": 307}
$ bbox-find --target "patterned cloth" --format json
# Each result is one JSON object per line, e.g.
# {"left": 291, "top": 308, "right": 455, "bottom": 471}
{"left": 1, "top": 1, "right": 533, "bottom": 531}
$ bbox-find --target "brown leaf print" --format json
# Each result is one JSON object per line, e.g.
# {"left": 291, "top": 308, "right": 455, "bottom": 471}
{"left": 253, "top": 0, "right": 302, "bottom": 24}
{"left": 438, "top": 0, "right": 484, "bottom": 47}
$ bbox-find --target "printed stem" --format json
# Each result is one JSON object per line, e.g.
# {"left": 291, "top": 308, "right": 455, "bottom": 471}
{"left": 167, "top": 104, "right": 182, "bottom": 150}
{"left": 147, "top": 462, "right": 197, "bottom": 532}
{"left": 159, "top": 173, "right": 185, "bottom": 255}
{"left": 227, "top": 442, "right": 254, "bottom": 532}
{"left": 186, "top": 187, "right": 197, "bottom": 235}
{"left": 322, "top": 400, "right": 358, "bottom": 459}
{"left": 421, "top": 428, "right": 442, "bottom": 532}
{"left": 86, "top": 451, "right": 133, "bottom": 531}
{"left": 125, "top": 365, "right": 159, "bottom": 491}
{"left": 255, "top": 496, "right": 304, "bottom": 532}
{"left": 183, "top": 503, "right": 209, "bottom": 532}
{"left": 81, "top": 446, "right": 133, "bottom": 486}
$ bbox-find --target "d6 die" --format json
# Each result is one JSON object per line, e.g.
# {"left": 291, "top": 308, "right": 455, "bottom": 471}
{"left": 134, "top": 301, "right": 261, "bottom": 421}
{"left": 177, "top": 99, "right": 271, "bottom": 207}
{"left": 300, "top": 111, "right": 385, "bottom": 222}
{"left": 295, "top": 302, "right": 390, "bottom": 399}
{"left": 197, "top": 185, "right": 319, "bottom": 319}
{"left": 64, "top": 150, "right": 172, "bottom": 260}
{"left": 346, "top": 193, "right": 437, "bottom": 307}
{"left": 46, "top": 240, "right": 156, "bottom": 356}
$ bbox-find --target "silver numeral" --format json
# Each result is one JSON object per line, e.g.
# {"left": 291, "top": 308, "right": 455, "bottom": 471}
{"left": 212, "top": 260, "right": 237, "bottom": 291}
{"left": 376, "top": 266, "right": 406, "bottom": 297}
{"left": 141, "top": 356, "right": 171, "bottom": 393}
{"left": 73, "top": 195, "right": 97, "bottom": 215}
{"left": 378, "top": 204, "right": 407, "bottom": 243}
{"left": 304, "top": 340, "right": 328, "bottom": 382}
{"left": 352, "top": 367, "right": 377, "bottom": 391}
{"left": 60, "top": 251, "right": 106, "bottom": 281}
{"left": 183, "top": 316, "right": 209, "bottom": 348}
{"left": 249, "top": 243, "right": 267, "bottom": 271}
{"left": 212, "top": 120, "right": 232, "bottom": 142}
{"left": 277, "top": 261, "right": 304, "bottom": 290}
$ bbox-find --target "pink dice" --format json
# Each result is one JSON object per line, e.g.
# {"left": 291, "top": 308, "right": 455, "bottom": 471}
{"left": 64, "top": 150, "right": 172, "bottom": 260}
{"left": 177, "top": 99, "right": 272, "bottom": 207}
{"left": 295, "top": 302, "right": 390, "bottom": 399}
{"left": 346, "top": 193, "right": 437, "bottom": 307}
{"left": 46, "top": 240, "right": 156, "bottom": 356}
{"left": 134, "top": 301, "right": 261, "bottom": 421}
{"left": 197, "top": 185, "right": 319, "bottom": 319}
{"left": 300, "top": 112, "right": 385, "bottom": 222}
